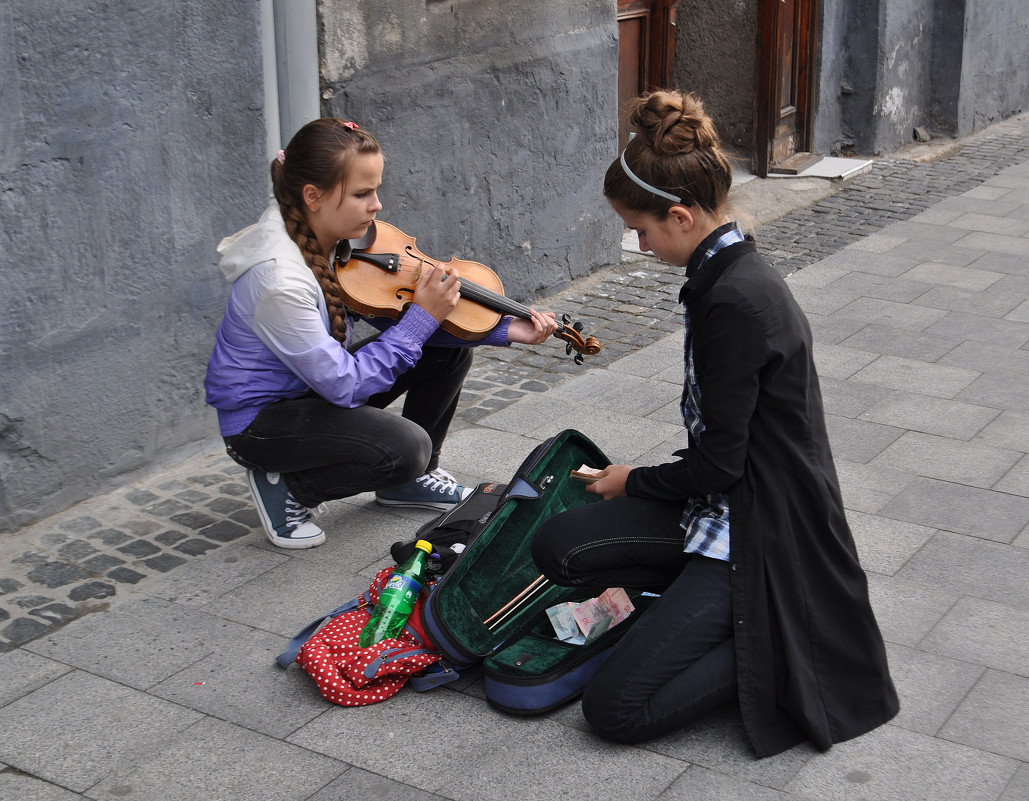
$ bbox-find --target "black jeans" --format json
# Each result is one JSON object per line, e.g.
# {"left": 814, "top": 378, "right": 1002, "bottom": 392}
{"left": 224, "top": 345, "right": 472, "bottom": 507}
{"left": 531, "top": 496, "right": 736, "bottom": 743}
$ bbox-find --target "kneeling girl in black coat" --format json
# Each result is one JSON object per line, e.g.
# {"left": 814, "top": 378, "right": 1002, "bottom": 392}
{"left": 532, "top": 91, "right": 898, "bottom": 758}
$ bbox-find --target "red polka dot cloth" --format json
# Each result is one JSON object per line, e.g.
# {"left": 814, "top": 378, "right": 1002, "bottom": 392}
{"left": 295, "top": 566, "right": 441, "bottom": 706}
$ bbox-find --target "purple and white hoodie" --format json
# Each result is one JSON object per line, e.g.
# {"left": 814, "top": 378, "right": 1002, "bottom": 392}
{"left": 204, "top": 204, "right": 509, "bottom": 437}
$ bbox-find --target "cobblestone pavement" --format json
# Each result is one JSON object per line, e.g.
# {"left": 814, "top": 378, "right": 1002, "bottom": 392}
{"left": 1, "top": 115, "right": 1026, "bottom": 653}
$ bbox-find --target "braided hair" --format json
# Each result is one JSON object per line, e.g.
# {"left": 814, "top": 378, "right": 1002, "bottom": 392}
{"left": 605, "top": 91, "right": 732, "bottom": 217}
{"left": 270, "top": 118, "right": 381, "bottom": 344}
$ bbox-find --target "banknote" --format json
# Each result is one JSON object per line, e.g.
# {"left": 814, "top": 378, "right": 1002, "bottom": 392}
{"left": 546, "top": 588, "right": 636, "bottom": 643}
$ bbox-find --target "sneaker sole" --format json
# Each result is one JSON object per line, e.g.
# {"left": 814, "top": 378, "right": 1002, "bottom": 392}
{"left": 267, "top": 530, "right": 327, "bottom": 549}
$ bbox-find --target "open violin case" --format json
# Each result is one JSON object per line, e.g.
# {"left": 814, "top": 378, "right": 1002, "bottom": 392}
{"left": 419, "top": 428, "right": 656, "bottom": 714}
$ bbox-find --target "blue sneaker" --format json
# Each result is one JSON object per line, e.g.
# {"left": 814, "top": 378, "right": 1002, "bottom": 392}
{"left": 375, "top": 468, "right": 472, "bottom": 511}
{"left": 246, "top": 470, "right": 326, "bottom": 549}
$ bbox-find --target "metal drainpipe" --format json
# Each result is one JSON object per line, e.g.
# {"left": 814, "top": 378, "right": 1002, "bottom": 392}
{"left": 261, "top": 0, "right": 320, "bottom": 159}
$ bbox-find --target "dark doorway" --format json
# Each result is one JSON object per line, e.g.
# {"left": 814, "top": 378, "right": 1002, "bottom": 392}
{"left": 754, "top": 0, "right": 820, "bottom": 176}
{"left": 617, "top": 0, "right": 677, "bottom": 149}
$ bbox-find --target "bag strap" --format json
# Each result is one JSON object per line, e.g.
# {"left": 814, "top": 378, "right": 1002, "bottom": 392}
{"left": 275, "top": 592, "right": 370, "bottom": 669}
{"left": 409, "top": 660, "right": 462, "bottom": 691}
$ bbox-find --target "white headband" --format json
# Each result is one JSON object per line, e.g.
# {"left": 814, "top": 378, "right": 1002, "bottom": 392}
{"left": 619, "top": 132, "right": 683, "bottom": 204}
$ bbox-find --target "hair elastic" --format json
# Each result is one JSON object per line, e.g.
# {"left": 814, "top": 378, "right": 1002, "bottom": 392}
{"left": 342, "top": 121, "right": 359, "bottom": 130}
{"left": 276, "top": 149, "right": 286, "bottom": 165}
{"left": 619, "top": 132, "right": 683, "bottom": 204}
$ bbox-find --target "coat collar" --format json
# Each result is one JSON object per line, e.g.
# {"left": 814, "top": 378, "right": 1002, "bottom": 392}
{"left": 678, "top": 237, "right": 757, "bottom": 306}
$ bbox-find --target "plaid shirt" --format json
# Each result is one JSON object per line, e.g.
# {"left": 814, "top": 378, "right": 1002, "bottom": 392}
{"left": 679, "top": 223, "right": 746, "bottom": 561}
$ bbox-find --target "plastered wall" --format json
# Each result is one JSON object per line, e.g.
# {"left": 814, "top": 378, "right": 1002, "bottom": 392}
{"left": 0, "top": 1, "right": 266, "bottom": 530}
{"left": 318, "top": 0, "right": 625, "bottom": 300}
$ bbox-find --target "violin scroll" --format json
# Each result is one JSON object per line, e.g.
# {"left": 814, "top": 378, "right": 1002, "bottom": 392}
{"left": 555, "top": 314, "right": 602, "bottom": 365}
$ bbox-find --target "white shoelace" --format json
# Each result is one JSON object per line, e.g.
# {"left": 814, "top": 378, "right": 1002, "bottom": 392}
{"left": 284, "top": 496, "right": 312, "bottom": 530}
{"left": 417, "top": 468, "right": 460, "bottom": 493}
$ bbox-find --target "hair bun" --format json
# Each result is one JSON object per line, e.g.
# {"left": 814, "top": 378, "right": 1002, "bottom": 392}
{"left": 628, "top": 91, "right": 720, "bottom": 156}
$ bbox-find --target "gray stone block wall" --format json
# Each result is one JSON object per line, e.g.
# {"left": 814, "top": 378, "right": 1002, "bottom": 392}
{"left": 836, "top": 0, "right": 1028, "bottom": 154}
{"left": 318, "top": 0, "right": 625, "bottom": 301}
{"left": 0, "top": 1, "right": 267, "bottom": 531}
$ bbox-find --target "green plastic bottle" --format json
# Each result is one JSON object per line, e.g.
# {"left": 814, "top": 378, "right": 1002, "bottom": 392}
{"left": 359, "top": 539, "right": 433, "bottom": 647}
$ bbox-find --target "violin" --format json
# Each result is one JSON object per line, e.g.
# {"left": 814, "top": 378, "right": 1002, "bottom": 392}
{"left": 334, "top": 221, "right": 602, "bottom": 364}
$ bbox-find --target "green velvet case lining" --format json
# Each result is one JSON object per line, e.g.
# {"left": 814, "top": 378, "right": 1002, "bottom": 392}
{"left": 431, "top": 430, "right": 610, "bottom": 656}
{"left": 484, "top": 592, "right": 656, "bottom": 680}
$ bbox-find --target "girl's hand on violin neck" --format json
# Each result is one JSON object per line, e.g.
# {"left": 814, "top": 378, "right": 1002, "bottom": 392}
{"left": 507, "top": 309, "right": 558, "bottom": 345}
{"left": 414, "top": 265, "right": 462, "bottom": 323}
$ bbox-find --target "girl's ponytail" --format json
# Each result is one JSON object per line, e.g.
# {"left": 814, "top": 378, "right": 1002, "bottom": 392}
{"left": 270, "top": 118, "right": 382, "bottom": 344}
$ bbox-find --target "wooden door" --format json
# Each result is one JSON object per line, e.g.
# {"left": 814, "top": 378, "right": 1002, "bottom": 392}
{"left": 754, "top": 0, "right": 820, "bottom": 176}
{"left": 617, "top": 0, "right": 676, "bottom": 149}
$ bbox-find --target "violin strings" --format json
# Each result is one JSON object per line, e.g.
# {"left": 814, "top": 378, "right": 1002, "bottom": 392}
{"left": 398, "top": 256, "right": 531, "bottom": 319}
{"left": 392, "top": 255, "right": 578, "bottom": 339}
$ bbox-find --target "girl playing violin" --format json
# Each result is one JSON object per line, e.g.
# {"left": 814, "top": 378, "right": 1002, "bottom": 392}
{"left": 205, "top": 118, "right": 556, "bottom": 549}
{"left": 532, "top": 91, "right": 897, "bottom": 757}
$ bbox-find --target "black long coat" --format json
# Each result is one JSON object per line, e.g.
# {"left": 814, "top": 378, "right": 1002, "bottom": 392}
{"left": 635, "top": 240, "right": 899, "bottom": 757}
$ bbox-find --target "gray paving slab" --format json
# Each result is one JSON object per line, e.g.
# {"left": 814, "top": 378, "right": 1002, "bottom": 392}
{"left": 918, "top": 596, "right": 1029, "bottom": 675}
{"left": 805, "top": 311, "right": 871, "bottom": 345}
{"left": 657, "top": 765, "right": 808, "bottom": 801}
{"left": 782, "top": 724, "right": 1017, "bottom": 801}
{"left": 865, "top": 572, "right": 957, "bottom": 648}
{"left": 23, "top": 596, "right": 253, "bottom": 690}
{"left": 86, "top": 716, "right": 348, "bottom": 801}
{"left": 977, "top": 410, "right": 1029, "bottom": 453}
{"left": 858, "top": 391, "right": 1001, "bottom": 440}
{"left": 998, "top": 764, "right": 1029, "bottom": 801}
{"left": 835, "top": 459, "right": 916, "bottom": 514}
{"left": 870, "top": 431, "right": 1021, "bottom": 489}
{"left": 148, "top": 628, "right": 331, "bottom": 739}
{"left": 903, "top": 260, "right": 1008, "bottom": 291}
{"left": 896, "top": 530, "right": 1029, "bottom": 609}
{"left": 879, "top": 476, "right": 1029, "bottom": 542}
{"left": 939, "top": 669, "right": 1029, "bottom": 762}
{"left": 0, "top": 670, "right": 202, "bottom": 793}
{"left": 827, "top": 270, "right": 936, "bottom": 302}
{"left": 925, "top": 309, "right": 1029, "bottom": 348}
{"left": 288, "top": 687, "right": 687, "bottom": 801}
{"left": 955, "top": 230, "right": 1029, "bottom": 257}
{"left": 915, "top": 281, "right": 1029, "bottom": 318}
{"left": 839, "top": 323, "right": 965, "bottom": 362}
{"left": 940, "top": 338, "right": 1029, "bottom": 375}
{"left": 642, "top": 707, "right": 816, "bottom": 789}
{"left": 849, "top": 354, "right": 981, "bottom": 397}
{"left": 996, "top": 455, "right": 1029, "bottom": 497}
{"left": 823, "top": 414, "right": 906, "bottom": 463}
{"left": 846, "top": 510, "right": 936, "bottom": 576}
{"left": 957, "top": 369, "right": 1029, "bottom": 411}
{"left": 0, "top": 773, "right": 85, "bottom": 801}
{"left": 308, "top": 767, "right": 450, "bottom": 801}
{"left": 883, "top": 642, "right": 985, "bottom": 736}
{"left": 811, "top": 342, "right": 880, "bottom": 380}
{"left": 2, "top": 111, "right": 1027, "bottom": 801}
{"left": 0, "top": 648, "right": 72, "bottom": 708}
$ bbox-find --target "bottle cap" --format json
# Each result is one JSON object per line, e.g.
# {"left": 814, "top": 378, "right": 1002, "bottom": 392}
{"left": 414, "top": 539, "right": 433, "bottom": 553}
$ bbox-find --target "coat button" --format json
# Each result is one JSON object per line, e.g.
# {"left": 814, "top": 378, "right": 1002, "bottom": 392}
{"left": 736, "top": 616, "right": 744, "bottom": 625}
{"left": 731, "top": 563, "right": 739, "bottom": 572}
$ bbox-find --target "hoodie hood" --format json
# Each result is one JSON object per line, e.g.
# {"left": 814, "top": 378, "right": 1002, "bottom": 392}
{"left": 216, "top": 203, "right": 305, "bottom": 283}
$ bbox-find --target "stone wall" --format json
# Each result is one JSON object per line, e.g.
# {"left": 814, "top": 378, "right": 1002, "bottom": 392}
{"left": 834, "top": 0, "right": 1028, "bottom": 154}
{"left": 0, "top": 1, "right": 266, "bottom": 531}
{"left": 672, "top": 0, "right": 756, "bottom": 151}
{"left": 318, "top": 0, "right": 625, "bottom": 300}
